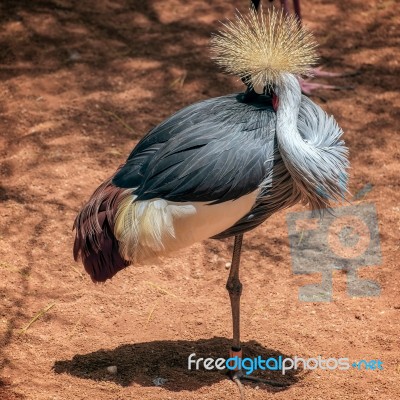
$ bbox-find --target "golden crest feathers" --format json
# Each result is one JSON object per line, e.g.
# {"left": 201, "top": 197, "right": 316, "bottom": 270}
{"left": 210, "top": 7, "right": 318, "bottom": 88}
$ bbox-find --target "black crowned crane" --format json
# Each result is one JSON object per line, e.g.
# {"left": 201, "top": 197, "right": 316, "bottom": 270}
{"left": 74, "top": 7, "right": 349, "bottom": 397}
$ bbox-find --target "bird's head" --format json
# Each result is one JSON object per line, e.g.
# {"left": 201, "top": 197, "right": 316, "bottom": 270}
{"left": 210, "top": 7, "right": 318, "bottom": 110}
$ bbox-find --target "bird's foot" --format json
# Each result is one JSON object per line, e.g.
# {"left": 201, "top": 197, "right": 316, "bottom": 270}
{"left": 229, "top": 369, "right": 290, "bottom": 399}
{"left": 300, "top": 67, "right": 358, "bottom": 99}
{"left": 312, "top": 67, "right": 356, "bottom": 79}
{"left": 300, "top": 80, "right": 353, "bottom": 96}
{"left": 230, "top": 370, "right": 246, "bottom": 400}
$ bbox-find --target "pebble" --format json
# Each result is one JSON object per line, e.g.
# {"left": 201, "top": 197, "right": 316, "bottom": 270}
{"left": 153, "top": 377, "right": 168, "bottom": 386}
{"left": 106, "top": 365, "right": 118, "bottom": 374}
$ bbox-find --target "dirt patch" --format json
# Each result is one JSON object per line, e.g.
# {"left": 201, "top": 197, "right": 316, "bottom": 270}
{"left": 0, "top": 0, "right": 399, "bottom": 399}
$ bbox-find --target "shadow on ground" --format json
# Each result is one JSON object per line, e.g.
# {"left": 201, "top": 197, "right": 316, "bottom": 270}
{"left": 0, "top": 379, "right": 24, "bottom": 400}
{"left": 53, "top": 337, "right": 304, "bottom": 392}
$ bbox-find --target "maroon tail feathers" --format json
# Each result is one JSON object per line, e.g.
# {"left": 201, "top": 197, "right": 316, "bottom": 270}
{"left": 73, "top": 176, "right": 131, "bottom": 282}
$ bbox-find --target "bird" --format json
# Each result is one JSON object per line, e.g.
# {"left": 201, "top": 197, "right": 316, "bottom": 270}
{"left": 73, "top": 6, "right": 349, "bottom": 397}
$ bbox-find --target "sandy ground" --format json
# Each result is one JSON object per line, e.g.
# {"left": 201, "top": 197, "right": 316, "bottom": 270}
{"left": 0, "top": 0, "right": 399, "bottom": 399}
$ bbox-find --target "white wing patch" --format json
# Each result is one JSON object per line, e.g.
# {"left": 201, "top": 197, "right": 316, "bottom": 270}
{"left": 114, "top": 191, "right": 258, "bottom": 264}
{"left": 115, "top": 197, "right": 196, "bottom": 262}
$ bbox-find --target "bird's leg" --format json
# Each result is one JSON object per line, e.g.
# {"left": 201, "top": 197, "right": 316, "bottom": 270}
{"left": 293, "top": 0, "right": 301, "bottom": 20}
{"left": 251, "top": 0, "right": 261, "bottom": 11}
{"left": 280, "top": 0, "right": 290, "bottom": 14}
{"left": 226, "top": 234, "right": 245, "bottom": 399}
{"left": 226, "top": 235, "right": 289, "bottom": 396}
{"left": 227, "top": 234, "right": 243, "bottom": 352}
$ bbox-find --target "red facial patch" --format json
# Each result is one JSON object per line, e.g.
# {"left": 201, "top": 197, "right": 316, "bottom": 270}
{"left": 272, "top": 93, "right": 279, "bottom": 112}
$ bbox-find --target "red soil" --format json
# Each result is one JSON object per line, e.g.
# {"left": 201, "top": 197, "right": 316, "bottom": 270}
{"left": 0, "top": 0, "right": 399, "bottom": 399}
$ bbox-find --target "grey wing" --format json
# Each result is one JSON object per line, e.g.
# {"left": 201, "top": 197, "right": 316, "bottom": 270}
{"left": 212, "top": 140, "right": 295, "bottom": 238}
{"left": 113, "top": 95, "right": 277, "bottom": 205}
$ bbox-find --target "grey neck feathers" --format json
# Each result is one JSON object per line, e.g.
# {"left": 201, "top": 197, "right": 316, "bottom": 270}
{"left": 275, "top": 74, "right": 349, "bottom": 212}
